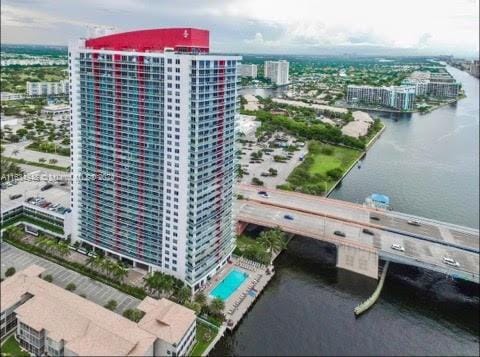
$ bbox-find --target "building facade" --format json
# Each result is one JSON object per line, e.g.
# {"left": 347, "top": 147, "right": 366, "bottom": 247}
{"left": 1, "top": 265, "right": 196, "bottom": 356}
{"left": 264, "top": 60, "right": 289, "bottom": 85}
{"left": 346, "top": 85, "right": 415, "bottom": 111}
{"left": 27, "top": 80, "right": 69, "bottom": 96}
{"left": 403, "top": 71, "right": 461, "bottom": 98}
{"left": 237, "top": 64, "right": 257, "bottom": 78}
{"left": 69, "top": 28, "right": 240, "bottom": 290}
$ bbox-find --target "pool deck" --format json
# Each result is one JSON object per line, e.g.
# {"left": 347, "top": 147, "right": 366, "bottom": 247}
{"left": 201, "top": 256, "right": 275, "bottom": 332}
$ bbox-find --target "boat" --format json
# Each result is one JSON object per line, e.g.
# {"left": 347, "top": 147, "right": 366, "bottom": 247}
{"left": 365, "top": 193, "right": 390, "bottom": 210}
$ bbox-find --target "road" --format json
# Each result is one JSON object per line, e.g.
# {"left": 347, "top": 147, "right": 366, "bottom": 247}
{"left": 235, "top": 185, "right": 479, "bottom": 283}
{"left": 236, "top": 184, "right": 479, "bottom": 252}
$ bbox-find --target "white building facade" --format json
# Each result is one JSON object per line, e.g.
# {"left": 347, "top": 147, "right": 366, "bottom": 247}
{"left": 264, "top": 60, "right": 289, "bottom": 85}
{"left": 238, "top": 64, "right": 257, "bottom": 78}
{"left": 27, "top": 80, "right": 69, "bottom": 96}
{"left": 69, "top": 28, "right": 240, "bottom": 290}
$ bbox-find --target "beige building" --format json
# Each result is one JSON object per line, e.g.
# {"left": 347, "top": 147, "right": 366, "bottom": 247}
{"left": 264, "top": 60, "right": 289, "bottom": 85}
{"left": 238, "top": 64, "right": 258, "bottom": 78}
{"left": 0, "top": 265, "right": 197, "bottom": 356}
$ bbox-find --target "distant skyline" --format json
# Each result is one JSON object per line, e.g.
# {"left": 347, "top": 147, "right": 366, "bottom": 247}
{"left": 2, "top": 0, "right": 479, "bottom": 58}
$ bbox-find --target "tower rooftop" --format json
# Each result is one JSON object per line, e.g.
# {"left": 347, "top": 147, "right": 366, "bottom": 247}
{"left": 85, "top": 28, "right": 209, "bottom": 53}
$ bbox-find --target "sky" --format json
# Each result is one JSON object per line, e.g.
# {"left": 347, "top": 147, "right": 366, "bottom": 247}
{"left": 2, "top": 0, "right": 479, "bottom": 57}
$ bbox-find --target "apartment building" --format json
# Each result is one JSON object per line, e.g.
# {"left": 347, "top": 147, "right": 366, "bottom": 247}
{"left": 264, "top": 60, "right": 289, "bottom": 85}
{"left": 69, "top": 28, "right": 240, "bottom": 290}
{"left": 27, "top": 80, "right": 69, "bottom": 96}
{"left": 238, "top": 64, "right": 257, "bottom": 78}
{"left": 403, "top": 71, "right": 461, "bottom": 98}
{"left": 346, "top": 85, "right": 415, "bottom": 111}
{"left": 0, "top": 265, "right": 196, "bottom": 356}
{"left": 469, "top": 60, "right": 479, "bottom": 78}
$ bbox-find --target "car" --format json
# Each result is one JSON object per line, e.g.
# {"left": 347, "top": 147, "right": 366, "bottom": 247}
{"left": 391, "top": 244, "right": 405, "bottom": 252}
{"left": 41, "top": 184, "right": 53, "bottom": 191}
{"left": 407, "top": 219, "right": 421, "bottom": 226}
{"left": 283, "top": 214, "right": 294, "bottom": 220}
{"left": 442, "top": 257, "right": 460, "bottom": 267}
{"left": 258, "top": 191, "right": 269, "bottom": 198}
{"left": 9, "top": 194, "right": 22, "bottom": 200}
{"left": 334, "top": 230, "right": 346, "bottom": 237}
{"left": 362, "top": 228, "right": 375, "bottom": 235}
{"left": 370, "top": 215, "right": 380, "bottom": 221}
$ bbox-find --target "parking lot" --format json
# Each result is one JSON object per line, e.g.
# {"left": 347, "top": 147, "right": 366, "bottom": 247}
{"left": 238, "top": 133, "right": 307, "bottom": 188}
{"left": 1, "top": 242, "right": 141, "bottom": 314}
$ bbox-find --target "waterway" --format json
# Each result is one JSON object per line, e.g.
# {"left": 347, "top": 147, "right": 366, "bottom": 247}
{"left": 214, "top": 66, "right": 479, "bottom": 355}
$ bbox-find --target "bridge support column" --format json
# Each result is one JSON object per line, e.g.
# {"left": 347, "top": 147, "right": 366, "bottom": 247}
{"left": 336, "top": 245, "right": 378, "bottom": 279}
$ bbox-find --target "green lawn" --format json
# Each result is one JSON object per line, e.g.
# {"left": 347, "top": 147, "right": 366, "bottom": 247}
{"left": 308, "top": 143, "right": 360, "bottom": 177}
{"left": 189, "top": 323, "right": 217, "bottom": 356}
{"left": 234, "top": 235, "right": 269, "bottom": 264}
{"left": 283, "top": 141, "right": 362, "bottom": 195}
{"left": 0, "top": 335, "right": 29, "bottom": 357}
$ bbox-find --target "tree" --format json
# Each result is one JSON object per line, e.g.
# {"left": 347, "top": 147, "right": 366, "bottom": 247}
{"left": 209, "top": 298, "right": 225, "bottom": 315}
{"left": 123, "top": 308, "right": 145, "bottom": 322}
{"left": 65, "top": 283, "right": 76, "bottom": 291}
{"left": 175, "top": 286, "right": 192, "bottom": 304}
{"left": 4, "top": 226, "right": 23, "bottom": 241}
{"left": 49, "top": 158, "right": 58, "bottom": 164}
{"left": 251, "top": 177, "right": 264, "bottom": 186}
{"left": 38, "top": 158, "right": 46, "bottom": 163}
{"left": 43, "top": 274, "right": 53, "bottom": 282}
{"left": 104, "top": 299, "right": 118, "bottom": 311}
{"left": 258, "top": 227, "right": 287, "bottom": 264}
{"left": 194, "top": 292, "right": 207, "bottom": 306}
{"left": 5, "top": 267, "right": 16, "bottom": 277}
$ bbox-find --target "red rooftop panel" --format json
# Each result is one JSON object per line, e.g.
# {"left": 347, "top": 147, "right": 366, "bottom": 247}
{"left": 85, "top": 28, "right": 209, "bottom": 52}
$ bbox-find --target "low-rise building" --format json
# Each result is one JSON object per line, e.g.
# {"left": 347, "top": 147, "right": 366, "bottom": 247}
{"left": 27, "top": 80, "right": 68, "bottom": 96}
{"left": 0, "top": 265, "right": 197, "bottom": 356}
{"left": 1, "top": 172, "right": 72, "bottom": 239}
{"left": 41, "top": 104, "right": 70, "bottom": 115}
{"left": 238, "top": 64, "right": 258, "bottom": 78}
{"left": 0, "top": 92, "right": 25, "bottom": 101}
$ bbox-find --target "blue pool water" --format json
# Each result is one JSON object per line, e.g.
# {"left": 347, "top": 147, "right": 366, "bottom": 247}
{"left": 210, "top": 269, "right": 248, "bottom": 301}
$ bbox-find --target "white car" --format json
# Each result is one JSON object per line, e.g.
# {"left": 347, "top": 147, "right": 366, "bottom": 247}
{"left": 442, "top": 257, "right": 460, "bottom": 267}
{"left": 391, "top": 244, "right": 405, "bottom": 252}
{"left": 407, "top": 219, "right": 421, "bottom": 226}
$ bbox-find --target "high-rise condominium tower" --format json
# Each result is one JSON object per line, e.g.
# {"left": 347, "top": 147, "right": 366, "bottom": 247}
{"left": 69, "top": 28, "right": 240, "bottom": 290}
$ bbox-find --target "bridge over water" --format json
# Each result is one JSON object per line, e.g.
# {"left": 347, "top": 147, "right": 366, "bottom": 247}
{"left": 235, "top": 184, "right": 479, "bottom": 283}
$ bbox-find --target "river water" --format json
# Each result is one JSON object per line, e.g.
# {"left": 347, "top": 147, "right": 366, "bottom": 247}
{"left": 214, "top": 66, "right": 479, "bottom": 356}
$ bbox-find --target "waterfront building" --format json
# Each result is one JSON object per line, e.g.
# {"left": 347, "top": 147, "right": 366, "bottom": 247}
{"left": 264, "top": 60, "right": 289, "bottom": 85}
{"left": 26, "top": 80, "right": 69, "bottom": 96}
{"left": 69, "top": 28, "right": 240, "bottom": 290}
{"left": 346, "top": 85, "right": 415, "bottom": 111}
{"left": 0, "top": 265, "right": 196, "bottom": 356}
{"left": 238, "top": 64, "right": 257, "bottom": 78}
{"left": 403, "top": 71, "right": 461, "bottom": 98}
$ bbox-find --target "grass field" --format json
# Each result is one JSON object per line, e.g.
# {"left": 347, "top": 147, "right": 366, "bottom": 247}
{"left": 0, "top": 335, "right": 29, "bottom": 357}
{"left": 284, "top": 141, "right": 362, "bottom": 195}
{"left": 189, "top": 323, "right": 217, "bottom": 356}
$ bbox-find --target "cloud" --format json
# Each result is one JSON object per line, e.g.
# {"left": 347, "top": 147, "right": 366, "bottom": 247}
{"left": 1, "top": 0, "right": 478, "bottom": 57}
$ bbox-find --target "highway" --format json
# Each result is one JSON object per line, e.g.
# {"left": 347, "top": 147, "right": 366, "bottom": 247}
{"left": 235, "top": 185, "right": 479, "bottom": 283}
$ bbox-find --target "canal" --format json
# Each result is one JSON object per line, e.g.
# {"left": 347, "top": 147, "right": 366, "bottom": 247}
{"left": 213, "top": 66, "right": 479, "bottom": 355}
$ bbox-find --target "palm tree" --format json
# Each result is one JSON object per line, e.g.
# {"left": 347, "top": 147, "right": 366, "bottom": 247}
{"left": 209, "top": 298, "right": 225, "bottom": 315}
{"left": 258, "top": 227, "right": 287, "bottom": 265}
{"left": 55, "top": 241, "right": 71, "bottom": 258}
{"left": 194, "top": 292, "right": 207, "bottom": 306}
{"left": 175, "top": 286, "right": 192, "bottom": 304}
{"left": 5, "top": 226, "right": 23, "bottom": 241}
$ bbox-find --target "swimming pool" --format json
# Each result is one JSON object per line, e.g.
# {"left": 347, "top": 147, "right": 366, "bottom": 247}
{"left": 209, "top": 269, "right": 248, "bottom": 301}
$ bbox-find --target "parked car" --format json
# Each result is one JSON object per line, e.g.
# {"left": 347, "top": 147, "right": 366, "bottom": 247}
{"left": 258, "top": 191, "right": 269, "bottom": 198}
{"left": 407, "top": 219, "right": 421, "bottom": 226}
{"left": 362, "top": 228, "right": 374, "bottom": 236}
{"left": 9, "top": 194, "right": 22, "bottom": 200}
{"left": 283, "top": 214, "right": 294, "bottom": 220}
{"left": 370, "top": 215, "right": 380, "bottom": 221}
{"left": 41, "top": 184, "right": 53, "bottom": 191}
{"left": 334, "top": 230, "right": 346, "bottom": 237}
{"left": 391, "top": 244, "right": 405, "bottom": 252}
{"left": 442, "top": 257, "right": 460, "bottom": 267}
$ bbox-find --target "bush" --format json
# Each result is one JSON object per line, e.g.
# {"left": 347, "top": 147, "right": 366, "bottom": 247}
{"left": 326, "top": 168, "right": 343, "bottom": 180}
{"left": 123, "top": 308, "right": 145, "bottom": 322}
{"left": 104, "top": 299, "right": 118, "bottom": 311}
{"left": 43, "top": 274, "right": 53, "bottom": 282}
{"left": 251, "top": 177, "right": 264, "bottom": 186}
{"left": 65, "top": 283, "right": 76, "bottom": 291}
{"left": 5, "top": 267, "right": 16, "bottom": 277}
